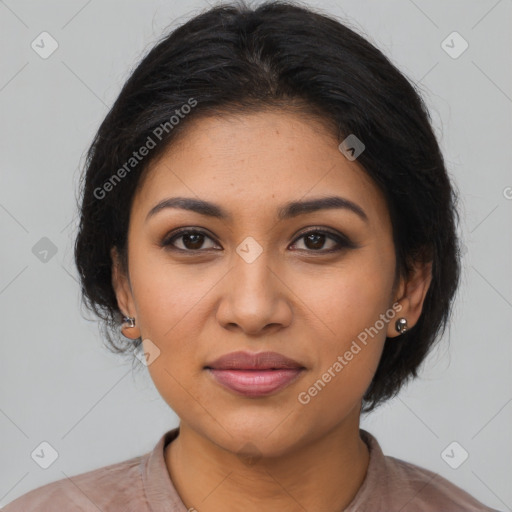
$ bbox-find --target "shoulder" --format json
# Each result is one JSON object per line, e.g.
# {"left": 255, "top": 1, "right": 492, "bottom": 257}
{"left": 356, "top": 430, "right": 502, "bottom": 512}
{"left": 2, "top": 454, "right": 146, "bottom": 512}
{"left": 384, "top": 454, "right": 500, "bottom": 511}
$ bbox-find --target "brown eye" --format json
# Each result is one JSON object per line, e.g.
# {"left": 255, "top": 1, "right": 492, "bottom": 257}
{"left": 162, "top": 229, "right": 219, "bottom": 252}
{"left": 161, "top": 227, "right": 356, "bottom": 254}
{"left": 290, "top": 229, "right": 356, "bottom": 253}
{"left": 300, "top": 232, "right": 334, "bottom": 250}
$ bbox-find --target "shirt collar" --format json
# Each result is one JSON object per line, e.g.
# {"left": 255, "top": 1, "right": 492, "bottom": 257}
{"left": 142, "top": 427, "right": 186, "bottom": 512}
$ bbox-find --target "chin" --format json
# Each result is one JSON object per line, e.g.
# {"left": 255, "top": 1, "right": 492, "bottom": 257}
{"left": 200, "top": 410, "right": 307, "bottom": 459}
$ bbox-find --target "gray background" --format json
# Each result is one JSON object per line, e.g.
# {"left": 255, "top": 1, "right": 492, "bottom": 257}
{"left": 1, "top": 0, "right": 511, "bottom": 509}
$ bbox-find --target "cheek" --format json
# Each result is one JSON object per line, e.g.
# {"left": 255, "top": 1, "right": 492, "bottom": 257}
{"left": 294, "top": 275, "right": 392, "bottom": 428}
{"left": 294, "top": 250, "right": 395, "bottom": 346}
{"left": 292, "top": 254, "right": 394, "bottom": 407}
{"left": 128, "top": 253, "right": 216, "bottom": 409}
{"left": 129, "top": 245, "right": 211, "bottom": 339}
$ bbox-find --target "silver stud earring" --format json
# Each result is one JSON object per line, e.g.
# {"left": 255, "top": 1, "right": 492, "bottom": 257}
{"left": 395, "top": 317, "right": 408, "bottom": 334}
{"left": 122, "top": 316, "right": 136, "bottom": 328}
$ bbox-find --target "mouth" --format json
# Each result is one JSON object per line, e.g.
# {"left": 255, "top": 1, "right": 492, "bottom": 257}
{"left": 204, "top": 351, "right": 306, "bottom": 397}
{"left": 205, "top": 368, "right": 305, "bottom": 397}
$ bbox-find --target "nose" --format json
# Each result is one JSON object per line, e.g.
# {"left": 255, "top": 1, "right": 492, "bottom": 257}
{"left": 215, "top": 249, "right": 293, "bottom": 336}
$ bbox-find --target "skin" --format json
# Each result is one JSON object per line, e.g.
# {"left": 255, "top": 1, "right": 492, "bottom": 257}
{"left": 111, "top": 110, "right": 432, "bottom": 512}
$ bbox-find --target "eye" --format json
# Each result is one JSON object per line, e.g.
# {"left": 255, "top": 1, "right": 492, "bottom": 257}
{"left": 289, "top": 228, "right": 356, "bottom": 253}
{"left": 161, "top": 227, "right": 356, "bottom": 254}
{"left": 161, "top": 228, "right": 219, "bottom": 252}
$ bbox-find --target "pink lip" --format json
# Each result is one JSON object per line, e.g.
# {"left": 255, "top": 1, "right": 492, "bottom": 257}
{"left": 206, "top": 368, "right": 305, "bottom": 397}
{"left": 205, "top": 350, "right": 304, "bottom": 370}
{"left": 204, "top": 350, "right": 306, "bottom": 397}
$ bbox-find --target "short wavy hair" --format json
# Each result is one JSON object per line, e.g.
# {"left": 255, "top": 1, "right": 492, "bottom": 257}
{"left": 74, "top": 0, "right": 461, "bottom": 413}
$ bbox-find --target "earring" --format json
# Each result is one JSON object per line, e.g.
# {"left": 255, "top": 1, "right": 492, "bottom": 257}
{"left": 395, "top": 317, "right": 408, "bottom": 334}
{"left": 122, "top": 316, "right": 136, "bottom": 328}
{"left": 121, "top": 316, "right": 137, "bottom": 340}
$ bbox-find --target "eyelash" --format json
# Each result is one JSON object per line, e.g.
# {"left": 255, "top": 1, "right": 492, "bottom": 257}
{"left": 160, "top": 227, "right": 357, "bottom": 254}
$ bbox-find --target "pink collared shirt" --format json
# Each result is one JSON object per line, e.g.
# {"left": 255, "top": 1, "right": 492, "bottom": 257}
{"left": 3, "top": 428, "right": 500, "bottom": 511}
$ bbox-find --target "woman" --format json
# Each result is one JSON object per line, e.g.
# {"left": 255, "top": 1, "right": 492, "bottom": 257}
{"left": 4, "top": 1, "right": 501, "bottom": 511}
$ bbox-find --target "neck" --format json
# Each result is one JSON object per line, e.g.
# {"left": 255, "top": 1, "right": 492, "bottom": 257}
{"left": 165, "top": 413, "right": 370, "bottom": 512}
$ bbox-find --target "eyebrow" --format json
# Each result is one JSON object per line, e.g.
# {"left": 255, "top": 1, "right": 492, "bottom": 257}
{"left": 145, "top": 195, "right": 368, "bottom": 223}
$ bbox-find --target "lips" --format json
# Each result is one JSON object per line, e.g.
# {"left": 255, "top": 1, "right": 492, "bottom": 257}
{"left": 204, "top": 351, "right": 306, "bottom": 397}
{"left": 205, "top": 350, "right": 304, "bottom": 370}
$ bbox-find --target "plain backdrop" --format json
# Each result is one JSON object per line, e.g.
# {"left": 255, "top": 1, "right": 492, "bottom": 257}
{"left": 0, "top": 0, "right": 511, "bottom": 509}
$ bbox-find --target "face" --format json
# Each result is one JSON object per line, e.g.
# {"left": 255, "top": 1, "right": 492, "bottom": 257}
{"left": 112, "top": 110, "right": 416, "bottom": 458}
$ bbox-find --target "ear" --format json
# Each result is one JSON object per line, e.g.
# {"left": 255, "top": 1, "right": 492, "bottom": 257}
{"left": 386, "top": 258, "right": 433, "bottom": 338}
{"left": 111, "top": 246, "right": 141, "bottom": 339}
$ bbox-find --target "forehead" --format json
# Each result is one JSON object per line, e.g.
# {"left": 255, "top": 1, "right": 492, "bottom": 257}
{"left": 132, "top": 110, "right": 389, "bottom": 226}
